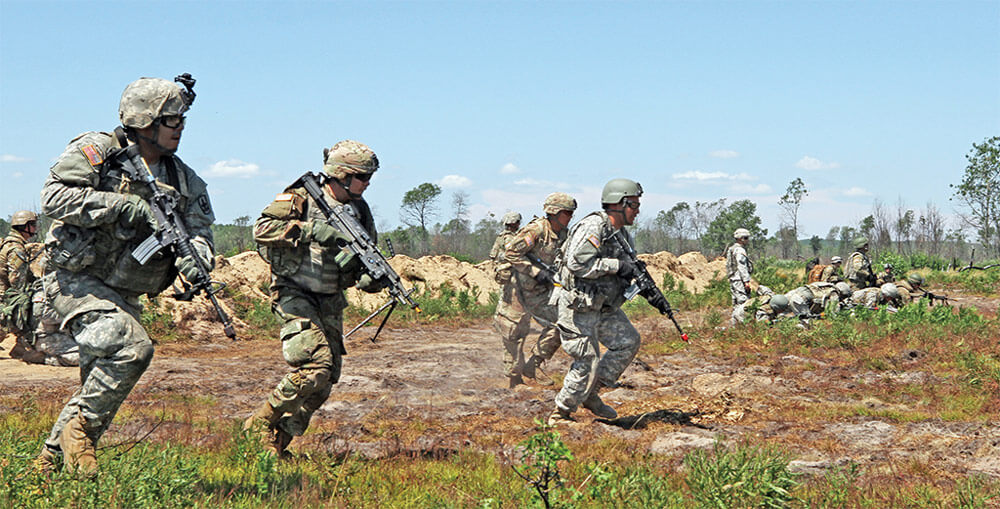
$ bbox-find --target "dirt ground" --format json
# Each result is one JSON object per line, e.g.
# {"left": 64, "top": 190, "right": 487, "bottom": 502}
{"left": 2, "top": 251, "right": 998, "bottom": 482}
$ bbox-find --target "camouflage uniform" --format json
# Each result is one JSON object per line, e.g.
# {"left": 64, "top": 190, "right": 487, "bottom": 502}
{"left": 39, "top": 129, "right": 214, "bottom": 457}
{"left": 0, "top": 231, "right": 31, "bottom": 294}
{"left": 819, "top": 264, "right": 842, "bottom": 283}
{"left": 725, "top": 241, "right": 752, "bottom": 305}
{"left": 731, "top": 295, "right": 779, "bottom": 324}
{"left": 553, "top": 211, "right": 637, "bottom": 414}
{"left": 253, "top": 172, "right": 376, "bottom": 438}
{"left": 489, "top": 230, "right": 517, "bottom": 285}
{"left": 848, "top": 288, "right": 883, "bottom": 309}
{"left": 495, "top": 217, "right": 565, "bottom": 379}
{"left": 844, "top": 251, "right": 874, "bottom": 290}
{"left": 894, "top": 279, "right": 919, "bottom": 303}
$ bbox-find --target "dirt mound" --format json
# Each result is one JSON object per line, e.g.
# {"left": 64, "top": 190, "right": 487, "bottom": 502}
{"left": 157, "top": 250, "right": 725, "bottom": 341}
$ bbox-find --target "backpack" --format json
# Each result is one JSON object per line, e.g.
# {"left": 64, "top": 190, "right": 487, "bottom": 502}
{"left": 808, "top": 264, "right": 828, "bottom": 283}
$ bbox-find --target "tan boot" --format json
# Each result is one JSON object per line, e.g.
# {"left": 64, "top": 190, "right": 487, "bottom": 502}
{"left": 547, "top": 407, "right": 575, "bottom": 426}
{"left": 60, "top": 415, "right": 97, "bottom": 477}
{"left": 243, "top": 402, "right": 284, "bottom": 457}
{"left": 582, "top": 393, "right": 617, "bottom": 419}
{"left": 522, "top": 355, "right": 555, "bottom": 386}
{"left": 31, "top": 446, "right": 59, "bottom": 477}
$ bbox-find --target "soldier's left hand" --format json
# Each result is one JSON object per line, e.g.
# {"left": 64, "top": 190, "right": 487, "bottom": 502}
{"left": 176, "top": 255, "right": 204, "bottom": 284}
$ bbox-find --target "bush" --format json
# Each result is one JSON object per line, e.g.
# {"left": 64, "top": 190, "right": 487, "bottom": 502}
{"left": 684, "top": 441, "right": 799, "bottom": 508}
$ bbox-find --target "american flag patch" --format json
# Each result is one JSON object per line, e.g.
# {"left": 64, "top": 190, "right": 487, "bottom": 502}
{"left": 80, "top": 145, "right": 103, "bottom": 167}
{"left": 275, "top": 193, "right": 294, "bottom": 201}
{"left": 523, "top": 234, "right": 534, "bottom": 248}
{"left": 587, "top": 234, "right": 600, "bottom": 248}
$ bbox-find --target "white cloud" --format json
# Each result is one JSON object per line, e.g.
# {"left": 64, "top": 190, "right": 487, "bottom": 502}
{"left": 500, "top": 163, "right": 521, "bottom": 175}
{"left": 795, "top": 156, "right": 840, "bottom": 171}
{"left": 672, "top": 170, "right": 755, "bottom": 181}
{"left": 1, "top": 154, "right": 29, "bottom": 163}
{"left": 439, "top": 174, "right": 472, "bottom": 189}
{"left": 709, "top": 149, "right": 740, "bottom": 159}
{"left": 730, "top": 183, "right": 772, "bottom": 194}
{"left": 843, "top": 186, "right": 872, "bottom": 197}
{"left": 512, "top": 177, "right": 572, "bottom": 189}
{"left": 11, "top": 172, "right": 24, "bottom": 178}
{"left": 205, "top": 159, "right": 261, "bottom": 178}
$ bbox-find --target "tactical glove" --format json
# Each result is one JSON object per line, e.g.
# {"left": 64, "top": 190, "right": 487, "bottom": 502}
{"left": 357, "top": 273, "right": 388, "bottom": 294}
{"left": 533, "top": 270, "right": 555, "bottom": 287}
{"left": 118, "top": 195, "right": 154, "bottom": 229}
{"left": 617, "top": 259, "right": 642, "bottom": 281}
{"left": 175, "top": 255, "right": 205, "bottom": 284}
{"left": 309, "top": 220, "right": 351, "bottom": 248}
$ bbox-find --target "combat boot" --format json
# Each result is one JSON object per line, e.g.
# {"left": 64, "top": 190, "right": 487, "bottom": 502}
{"left": 547, "top": 407, "right": 576, "bottom": 426}
{"left": 507, "top": 373, "right": 524, "bottom": 389}
{"left": 31, "top": 446, "right": 59, "bottom": 477}
{"left": 521, "top": 355, "right": 554, "bottom": 386}
{"left": 582, "top": 393, "right": 617, "bottom": 419}
{"left": 9, "top": 341, "right": 27, "bottom": 359}
{"left": 274, "top": 428, "right": 293, "bottom": 459}
{"left": 60, "top": 414, "right": 97, "bottom": 477}
{"left": 243, "top": 402, "right": 285, "bottom": 457}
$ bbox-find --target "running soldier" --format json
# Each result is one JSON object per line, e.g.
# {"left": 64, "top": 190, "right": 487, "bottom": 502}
{"left": 496, "top": 193, "right": 576, "bottom": 388}
{"left": 246, "top": 140, "right": 385, "bottom": 458}
{"left": 548, "top": 178, "right": 660, "bottom": 425}
{"left": 34, "top": 76, "right": 215, "bottom": 476}
{"left": 1, "top": 210, "right": 40, "bottom": 359}
{"left": 489, "top": 212, "right": 521, "bottom": 286}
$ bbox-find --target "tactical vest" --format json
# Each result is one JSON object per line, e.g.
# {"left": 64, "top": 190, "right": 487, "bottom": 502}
{"left": 558, "top": 212, "right": 629, "bottom": 312}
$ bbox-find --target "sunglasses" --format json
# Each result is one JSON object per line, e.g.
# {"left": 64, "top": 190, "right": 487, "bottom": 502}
{"left": 159, "top": 115, "right": 186, "bottom": 129}
{"left": 352, "top": 173, "right": 373, "bottom": 183}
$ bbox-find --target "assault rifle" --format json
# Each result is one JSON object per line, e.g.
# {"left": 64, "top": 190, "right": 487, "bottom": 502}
{"left": 115, "top": 142, "right": 237, "bottom": 340}
{"left": 611, "top": 231, "right": 688, "bottom": 342}
{"left": 917, "top": 291, "right": 953, "bottom": 306}
{"left": 298, "top": 172, "right": 421, "bottom": 342}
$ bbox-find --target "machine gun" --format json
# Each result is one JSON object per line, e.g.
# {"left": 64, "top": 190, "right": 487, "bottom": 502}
{"left": 917, "top": 291, "right": 953, "bottom": 306}
{"left": 611, "top": 231, "right": 688, "bottom": 342}
{"left": 298, "top": 172, "right": 421, "bottom": 342}
{"left": 115, "top": 142, "right": 237, "bottom": 340}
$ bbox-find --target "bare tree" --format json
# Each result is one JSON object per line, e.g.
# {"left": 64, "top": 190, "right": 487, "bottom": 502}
{"left": 870, "top": 199, "right": 893, "bottom": 255}
{"left": 778, "top": 178, "right": 808, "bottom": 255}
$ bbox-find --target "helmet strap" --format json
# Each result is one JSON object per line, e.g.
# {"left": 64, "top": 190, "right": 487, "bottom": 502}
{"left": 133, "top": 121, "right": 177, "bottom": 156}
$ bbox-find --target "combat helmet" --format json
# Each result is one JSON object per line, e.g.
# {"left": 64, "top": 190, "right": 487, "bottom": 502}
{"left": 880, "top": 283, "right": 900, "bottom": 301}
{"left": 601, "top": 178, "right": 643, "bottom": 205}
{"left": 906, "top": 273, "right": 925, "bottom": 287}
{"left": 323, "top": 140, "right": 379, "bottom": 180}
{"left": 501, "top": 212, "right": 522, "bottom": 225}
{"left": 733, "top": 228, "right": 750, "bottom": 240}
{"left": 543, "top": 192, "right": 577, "bottom": 215}
{"left": 119, "top": 77, "right": 191, "bottom": 129}
{"left": 11, "top": 210, "right": 38, "bottom": 227}
{"left": 834, "top": 282, "right": 852, "bottom": 298}
{"left": 769, "top": 294, "right": 790, "bottom": 313}
{"left": 853, "top": 236, "right": 869, "bottom": 250}
{"left": 830, "top": 256, "right": 843, "bottom": 264}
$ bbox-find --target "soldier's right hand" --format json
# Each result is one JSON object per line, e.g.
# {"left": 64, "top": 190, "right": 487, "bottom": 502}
{"left": 118, "top": 195, "right": 154, "bottom": 229}
{"left": 617, "top": 259, "right": 641, "bottom": 281}
{"left": 309, "top": 220, "right": 351, "bottom": 247}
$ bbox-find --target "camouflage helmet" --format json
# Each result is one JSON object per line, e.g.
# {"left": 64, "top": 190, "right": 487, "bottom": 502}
{"left": 769, "top": 294, "right": 790, "bottom": 313}
{"left": 323, "top": 140, "right": 379, "bottom": 180}
{"left": 853, "top": 236, "right": 869, "bottom": 250}
{"left": 733, "top": 228, "right": 751, "bottom": 240}
{"left": 880, "top": 283, "right": 900, "bottom": 300}
{"left": 543, "top": 192, "right": 577, "bottom": 215}
{"left": 11, "top": 210, "right": 38, "bottom": 227}
{"left": 907, "top": 273, "right": 925, "bottom": 286}
{"left": 600, "top": 178, "right": 643, "bottom": 205}
{"left": 835, "top": 282, "right": 852, "bottom": 298}
{"left": 119, "top": 77, "right": 190, "bottom": 129}
{"left": 830, "top": 256, "right": 843, "bottom": 264}
{"left": 501, "top": 212, "right": 522, "bottom": 225}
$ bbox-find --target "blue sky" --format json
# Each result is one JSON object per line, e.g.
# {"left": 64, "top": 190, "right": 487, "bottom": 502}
{"left": 2, "top": 1, "right": 998, "bottom": 239}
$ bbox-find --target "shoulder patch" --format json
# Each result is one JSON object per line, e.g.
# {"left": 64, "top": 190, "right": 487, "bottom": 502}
{"left": 522, "top": 233, "right": 535, "bottom": 248}
{"left": 587, "top": 234, "right": 601, "bottom": 249}
{"left": 197, "top": 195, "right": 212, "bottom": 215}
{"left": 80, "top": 144, "right": 103, "bottom": 167}
{"left": 275, "top": 193, "right": 294, "bottom": 202}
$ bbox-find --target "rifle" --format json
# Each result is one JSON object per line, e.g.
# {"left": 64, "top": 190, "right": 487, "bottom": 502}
{"left": 114, "top": 142, "right": 237, "bottom": 340}
{"left": 298, "top": 172, "right": 421, "bottom": 342}
{"left": 611, "top": 231, "right": 688, "bottom": 342}
{"left": 917, "top": 291, "right": 953, "bottom": 306}
{"left": 525, "top": 253, "right": 562, "bottom": 287}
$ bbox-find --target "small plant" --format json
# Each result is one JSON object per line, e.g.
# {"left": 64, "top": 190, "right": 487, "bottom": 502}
{"left": 513, "top": 420, "right": 574, "bottom": 508}
{"left": 684, "top": 440, "right": 799, "bottom": 508}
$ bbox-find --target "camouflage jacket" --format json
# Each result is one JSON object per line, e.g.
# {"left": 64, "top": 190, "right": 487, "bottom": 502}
{"left": 734, "top": 295, "right": 777, "bottom": 324}
{"left": 844, "top": 251, "right": 873, "bottom": 289}
{"left": 725, "top": 242, "right": 752, "bottom": 283}
{"left": 489, "top": 230, "right": 516, "bottom": 263}
{"left": 849, "top": 288, "right": 882, "bottom": 309}
{"left": 558, "top": 211, "right": 629, "bottom": 312}
{"left": 820, "top": 265, "right": 842, "bottom": 283}
{"left": 505, "top": 216, "right": 566, "bottom": 298}
{"left": 0, "top": 233, "right": 30, "bottom": 293}
{"left": 805, "top": 282, "right": 843, "bottom": 312}
{"left": 41, "top": 131, "right": 215, "bottom": 296}
{"left": 254, "top": 182, "right": 374, "bottom": 295}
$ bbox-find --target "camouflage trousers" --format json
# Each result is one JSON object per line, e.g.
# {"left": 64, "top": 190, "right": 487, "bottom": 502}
{"left": 493, "top": 281, "right": 560, "bottom": 377}
{"left": 262, "top": 285, "right": 345, "bottom": 437}
{"left": 25, "top": 285, "right": 79, "bottom": 366}
{"left": 553, "top": 291, "right": 639, "bottom": 412}
{"left": 42, "top": 270, "right": 153, "bottom": 453}
{"left": 730, "top": 279, "right": 749, "bottom": 306}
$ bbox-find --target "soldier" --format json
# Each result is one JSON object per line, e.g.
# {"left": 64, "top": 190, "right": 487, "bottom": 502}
{"left": 246, "top": 140, "right": 385, "bottom": 458}
{"left": 731, "top": 294, "right": 791, "bottom": 324}
{"left": 496, "top": 193, "right": 576, "bottom": 388}
{"left": 489, "top": 212, "right": 521, "bottom": 286}
{"left": 848, "top": 283, "right": 902, "bottom": 311}
{"left": 895, "top": 272, "right": 924, "bottom": 303}
{"left": 822, "top": 256, "right": 844, "bottom": 283}
{"left": 785, "top": 281, "right": 853, "bottom": 317}
{"left": 33, "top": 76, "right": 214, "bottom": 476}
{"left": 876, "top": 263, "right": 895, "bottom": 286}
{"left": 844, "top": 237, "right": 875, "bottom": 290}
{"left": 1, "top": 210, "right": 40, "bottom": 359}
{"left": 726, "top": 228, "right": 754, "bottom": 309}
{"left": 548, "top": 178, "right": 667, "bottom": 425}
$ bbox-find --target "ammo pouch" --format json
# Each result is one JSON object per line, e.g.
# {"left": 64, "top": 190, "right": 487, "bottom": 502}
{"left": 565, "top": 283, "right": 606, "bottom": 312}
{"left": 494, "top": 261, "right": 513, "bottom": 285}
{"left": 258, "top": 244, "right": 304, "bottom": 278}
{"left": 46, "top": 223, "right": 96, "bottom": 272}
